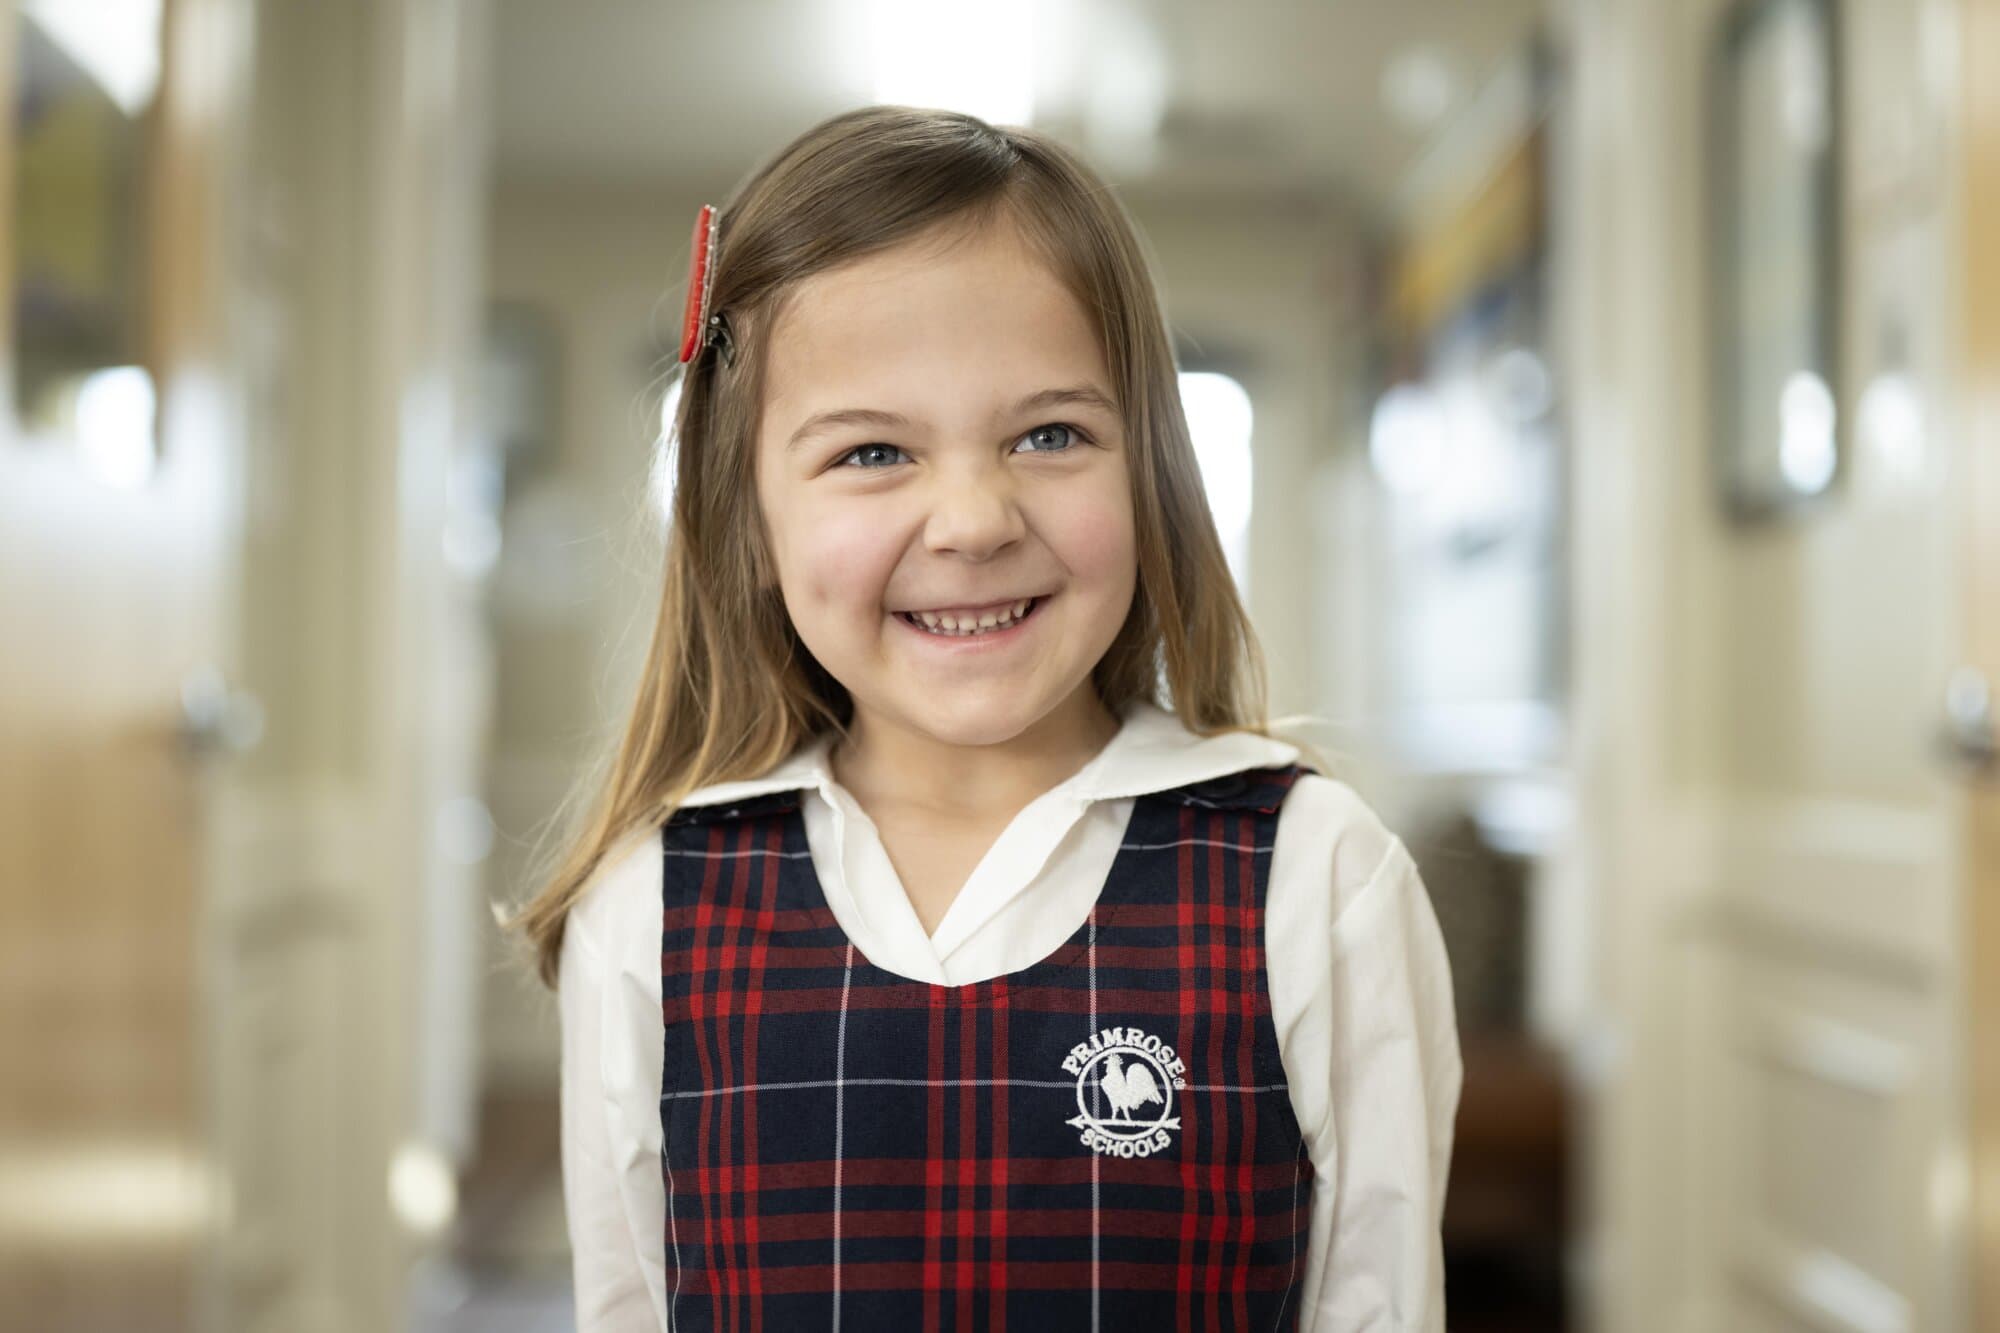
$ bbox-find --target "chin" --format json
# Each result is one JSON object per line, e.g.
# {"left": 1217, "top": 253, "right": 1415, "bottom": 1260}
{"left": 891, "top": 694, "right": 1052, "bottom": 747}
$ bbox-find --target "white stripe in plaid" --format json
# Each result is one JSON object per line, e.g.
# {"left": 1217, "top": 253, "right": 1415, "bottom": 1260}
{"left": 664, "top": 1079, "right": 1290, "bottom": 1100}
{"left": 833, "top": 940, "right": 853, "bottom": 1331}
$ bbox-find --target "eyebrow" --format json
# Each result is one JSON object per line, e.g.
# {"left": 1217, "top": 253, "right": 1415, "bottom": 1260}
{"left": 784, "top": 384, "right": 1122, "bottom": 452}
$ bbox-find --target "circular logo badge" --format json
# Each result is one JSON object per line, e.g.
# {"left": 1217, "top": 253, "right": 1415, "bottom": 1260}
{"left": 1061, "top": 1025, "right": 1186, "bottom": 1158}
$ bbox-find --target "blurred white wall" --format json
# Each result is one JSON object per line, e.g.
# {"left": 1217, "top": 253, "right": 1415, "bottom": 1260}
{"left": 480, "top": 179, "right": 698, "bottom": 1089}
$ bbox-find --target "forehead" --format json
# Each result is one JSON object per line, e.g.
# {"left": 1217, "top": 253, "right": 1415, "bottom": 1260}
{"left": 761, "top": 219, "right": 1110, "bottom": 421}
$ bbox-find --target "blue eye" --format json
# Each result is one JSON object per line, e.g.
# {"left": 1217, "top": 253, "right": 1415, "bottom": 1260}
{"left": 1014, "top": 422, "right": 1088, "bottom": 454}
{"left": 836, "top": 443, "right": 909, "bottom": 469}
{"left": 832, "top": 422, "right": 1091, "bottom": 470}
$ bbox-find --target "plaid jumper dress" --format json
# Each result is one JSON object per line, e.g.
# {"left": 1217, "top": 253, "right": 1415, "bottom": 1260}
{"left": 659, "top": 762, "right": 1316, "bottom": 1331}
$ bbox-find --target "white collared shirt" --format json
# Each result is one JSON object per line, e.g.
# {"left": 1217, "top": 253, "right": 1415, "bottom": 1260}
{"left": 558, "top": 697, "right": 1462, "bottom": 1331}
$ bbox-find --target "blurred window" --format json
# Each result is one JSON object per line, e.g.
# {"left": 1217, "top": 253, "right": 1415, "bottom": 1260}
{"left": 10, "top": 0, "right": 163, "bottom": 486}
{"left": 1179, "top": 370, "right": 1254, "bottom": 597}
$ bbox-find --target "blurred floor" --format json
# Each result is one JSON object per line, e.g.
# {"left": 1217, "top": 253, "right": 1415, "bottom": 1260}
{"left": 412, "top": 1092, "right": 572, "bottom": 1333}
{"left": 413, "top": 1267, "right": 572, "bottom": 1333}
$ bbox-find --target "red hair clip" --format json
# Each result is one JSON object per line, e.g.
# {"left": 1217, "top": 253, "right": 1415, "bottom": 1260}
{"left": 678, "top": 203, "right": 735, "bottom": 367}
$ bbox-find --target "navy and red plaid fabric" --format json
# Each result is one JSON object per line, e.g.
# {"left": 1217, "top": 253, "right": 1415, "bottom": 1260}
{"left": 659, "top": 762, "right": 1315, "bottom": 1331}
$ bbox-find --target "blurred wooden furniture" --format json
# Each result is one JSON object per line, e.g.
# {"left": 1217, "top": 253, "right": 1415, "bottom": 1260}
{"left": 1406, "top": 807, "right": 1570, "bottom": 1331}
{"left": 1443, "top": 1032, "right": 1572, "bottom": 1332}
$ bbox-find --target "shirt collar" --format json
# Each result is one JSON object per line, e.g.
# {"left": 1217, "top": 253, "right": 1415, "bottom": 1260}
{"left": 671, "top": 697, "right": 1303, "bottom": 811}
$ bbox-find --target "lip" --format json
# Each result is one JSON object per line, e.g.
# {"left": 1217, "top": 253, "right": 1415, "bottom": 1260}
{"left": 891, "top": 593, "right": 1050, "bottom": 651}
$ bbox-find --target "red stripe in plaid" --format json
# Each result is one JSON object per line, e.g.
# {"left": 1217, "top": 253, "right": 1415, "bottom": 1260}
{"left": 719, "top": 819, "right": 746, "bottom": 1331}
{"left": 990, "top": 980, "right": 1010, "bottom": 1327}
{"left": 1233, "top": 808, "right": 1258, "bottom": 1329}
{"left": 667, "top": 1155, "right": 1307, "bottom": 1193}
{"left": 739, "top": 812, "right": 781, "bottom": 1331}
{"left": 1200, "top": 800, "right": 1216, "bottom": 1328}
{"left": 925, "top": 987, "right": 944, "bottom": 1329}
{"left": 957, "top": 992, "right": 978, "bottom": 1327}
{"left": 672, "top": 983, "right": 1272, "bottom": 1019}
{"left": 665, "top": 1257, "right": 1309, "bottom": 1295}
{"left": 661, "top": 765, "right": 1315, "bottom": 1332}
{"left": 1176, "top": 799, "right": 1199, "bottom": 1333}
{"left": 650, "top": 1198, "right": 1301, "bottom": 1240}
{"left": 683, "top": 823, "right": 724, "bottom": 1322}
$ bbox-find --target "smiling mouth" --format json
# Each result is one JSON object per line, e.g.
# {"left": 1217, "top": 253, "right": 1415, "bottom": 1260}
{"left": 895, "top": 594, "right": 1047, "bottom": 637}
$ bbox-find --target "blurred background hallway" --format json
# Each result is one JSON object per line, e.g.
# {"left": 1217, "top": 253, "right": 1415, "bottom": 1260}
{"left": 3, "top": 0, "right": 1999, "bottom": 1329}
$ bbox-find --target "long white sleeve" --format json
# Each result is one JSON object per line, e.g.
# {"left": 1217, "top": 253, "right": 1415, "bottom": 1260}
{"left": 1309, "top": 836, "right": 1463, "bottom": 1331}
{"left": 558, "top": 838, "right": 666, "bottom": 1332}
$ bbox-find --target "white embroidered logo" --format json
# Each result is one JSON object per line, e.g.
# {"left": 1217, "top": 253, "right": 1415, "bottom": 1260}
{"left": 1061, "top": 1025, "right": 1187, "bottom": 1158}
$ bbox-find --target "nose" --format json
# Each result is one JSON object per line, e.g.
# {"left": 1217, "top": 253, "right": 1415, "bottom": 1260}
{"left": 918, "top": 461, "right": 1027, "bottom": 560}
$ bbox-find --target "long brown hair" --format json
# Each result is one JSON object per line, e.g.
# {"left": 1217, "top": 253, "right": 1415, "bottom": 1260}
{"left": 502, "top": 104, "right": 1329, "bottom": 988}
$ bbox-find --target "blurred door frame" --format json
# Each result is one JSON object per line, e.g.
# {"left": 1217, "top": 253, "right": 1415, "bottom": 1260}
{"left": 204, "top": 1, "right": 495, "bottom": 1329}
{"left": 1959, "top": 0, "right": 2000, "bottom": 1321}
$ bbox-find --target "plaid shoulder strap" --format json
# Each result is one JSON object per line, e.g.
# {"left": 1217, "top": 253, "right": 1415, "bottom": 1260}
{"left": 659, "top": 761, "right": 1316, "bottom": 1332}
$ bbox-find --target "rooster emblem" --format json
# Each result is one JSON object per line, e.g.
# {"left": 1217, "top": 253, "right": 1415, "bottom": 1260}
{"left": 1062, "top": 1025, "right": 1184, "bottom": 1158}
{"left": 1096, "top": 1053, "right": 1164, "bottom": 1121}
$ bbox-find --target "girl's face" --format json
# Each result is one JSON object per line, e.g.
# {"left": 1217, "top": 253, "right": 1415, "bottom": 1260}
{"left": 754, "top": 217, "right": 1137, "bottom": 751}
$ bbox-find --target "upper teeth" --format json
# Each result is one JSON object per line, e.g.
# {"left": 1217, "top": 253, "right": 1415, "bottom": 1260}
{"left": 909, "top": 598, "right": 1034, "bottom": 633}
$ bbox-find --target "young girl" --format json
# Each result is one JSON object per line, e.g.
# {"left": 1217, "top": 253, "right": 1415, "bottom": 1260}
{"left": 508, "top": 104, "right": 1461, "bottom": 1332}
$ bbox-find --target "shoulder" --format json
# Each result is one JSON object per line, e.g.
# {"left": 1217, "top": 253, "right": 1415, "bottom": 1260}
{"left": 1272, "top": 768, "right": 1405, "bottom": 899}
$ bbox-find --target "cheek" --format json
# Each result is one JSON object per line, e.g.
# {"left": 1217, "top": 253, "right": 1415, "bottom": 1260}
{"left": 786, "top": 504, "right": 905, "bottom": 610}
{"left": 1045, "top": 475, "right": 1136, "bottom": 587}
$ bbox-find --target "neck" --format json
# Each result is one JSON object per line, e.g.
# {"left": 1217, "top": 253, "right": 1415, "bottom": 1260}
{"left": 831, "top": 687, "right": 1124, "bottom": 821}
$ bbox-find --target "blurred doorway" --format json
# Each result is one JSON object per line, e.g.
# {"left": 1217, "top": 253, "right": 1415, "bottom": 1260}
{"left": 0, "top": 0, "right": 249, "bottom": 1325}
{"left": 2, "top": 1, "right": 495, "bottom": 1329}
{"left": 1561, "top": 0, "right": 1988, "bottom": 1327}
